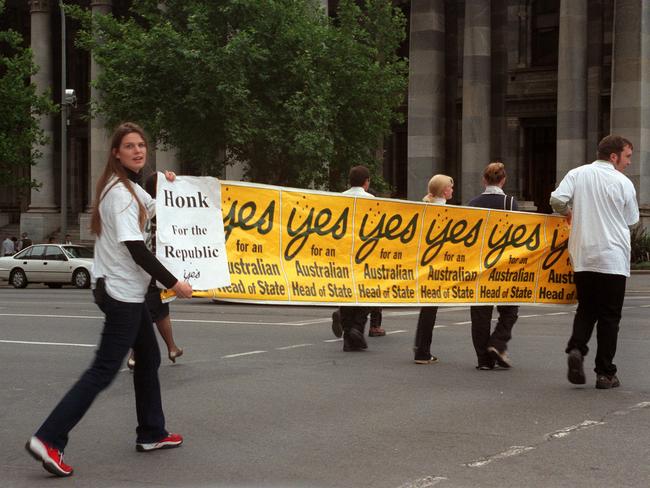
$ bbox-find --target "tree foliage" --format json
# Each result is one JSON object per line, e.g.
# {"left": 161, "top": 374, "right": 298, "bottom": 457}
{"left": 0, "top": 0, "right": 58, "bottom": 190}
{"left": 69, "top": 0, "right": 407, "bottom": 190}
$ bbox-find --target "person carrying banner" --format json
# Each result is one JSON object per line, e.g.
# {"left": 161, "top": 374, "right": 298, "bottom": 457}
{"left": 25, "top": 122, "right": 193, "bottom": 477}
{"left": 550, "top": 135, "right": 639, "bottom": 389}
{"left": 337, "top": 165, "right": 376, "bottom": 351}
{"left": 413, "top": 174, "right": 454, "bottom": 364}
{"left": 330, "top": 178, "right": 385, "bottom": 340}
{"left": 468, "top": 161, "right": 519, "bottom": 370}
{"left": 127, "top": 173, "right": 184, "bottom": 369}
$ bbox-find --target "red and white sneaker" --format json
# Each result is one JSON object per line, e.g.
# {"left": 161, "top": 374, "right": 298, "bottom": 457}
{"left": 136, "top": 433, "right": 183, "bottom": 452}
{"left": 25, "top": 436, "right": 74, "bottom": 477}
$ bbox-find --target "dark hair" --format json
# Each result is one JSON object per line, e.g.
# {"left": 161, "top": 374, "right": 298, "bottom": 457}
{"left": 483, "top": 162, "right": 507, "bottom": 185}
{"left": 90, "top": 123, "right": 149, "bottom": 236}
{"left": 144, "top": 172, "right": 158, "bottom": 199}
{"left": 597, "top": 135, "right": 633, "bottom": 161}
{"left": 348, "top": 165, "right": 370, "bottom": 187}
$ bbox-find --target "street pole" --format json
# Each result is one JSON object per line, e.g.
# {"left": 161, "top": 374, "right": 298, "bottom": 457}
{"left": 60, "top": 1, "right": 67, "bottom": 241}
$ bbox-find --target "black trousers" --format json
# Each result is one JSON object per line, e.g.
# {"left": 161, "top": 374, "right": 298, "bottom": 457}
{"left": 340, "top": 306, "right": 369, "bottom": 334}
{"left": 369, "top": 307, "right": 382, "bottom": 327}
{"left": 470, "top": 305, "right": 518, "bottom": 366}
{"left": 414, "top": 307, "right": 438, "bottom": 360}
{"left": 35, "top": 290, "right": 166, "bottom": 450}
{"left": 566, "top": 271, "right": 626, "bottom": 376}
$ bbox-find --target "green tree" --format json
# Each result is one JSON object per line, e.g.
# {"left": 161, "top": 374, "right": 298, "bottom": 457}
{"left": 0, "top": 0, "right": 58, "bottom": 190}
{"left": 70, "top": 0, "right": 406, "bottom": 190}
{"left": 326, "top": 0, "right": 408, "bottom": 191}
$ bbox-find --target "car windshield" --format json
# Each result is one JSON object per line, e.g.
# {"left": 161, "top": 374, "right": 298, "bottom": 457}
{"left": 62, "top": 246, "right": 94, "bottom": 259}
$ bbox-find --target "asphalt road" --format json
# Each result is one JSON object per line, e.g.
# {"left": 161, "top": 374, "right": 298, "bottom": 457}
{"left": 1, "top": 275, "right": 649, "bottom": 488}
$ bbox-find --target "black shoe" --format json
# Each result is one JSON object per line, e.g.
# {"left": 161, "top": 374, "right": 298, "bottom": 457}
{"left": 596, "top": 374, "right": 620, "bottom": 389}
{"left": 487, "top": 346, "right": 512, "bottom": 369}
{"left": 343, "top": 328, "right": 366, "bottom": 351}
{"left": 331, "top": 310, "right": 342, "bottom": 338}
{"left": 567, "top": 349, "right": 586, "bottom": 385}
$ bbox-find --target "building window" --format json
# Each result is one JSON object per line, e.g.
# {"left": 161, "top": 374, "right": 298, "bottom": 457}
{"left": 530, "top": 0, "right": 559, "bottom": 67}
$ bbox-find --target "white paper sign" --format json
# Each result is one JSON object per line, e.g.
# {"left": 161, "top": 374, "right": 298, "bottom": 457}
{"left": 155, "top": 173, "right": 231, "bottom": 290}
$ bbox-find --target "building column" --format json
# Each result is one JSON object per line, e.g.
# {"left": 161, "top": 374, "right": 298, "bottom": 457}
{"left": 610, "top": 0, "right": 649, "bottom": 222}
{"left": 490, "top": 0, "right": 508, "bottom": 171}
{"left": 407, "top": 0, "right": 445, "bottom": 201}
{"left": 586, "top": 0, "right": 603, "bottom": 157}
{"left": 556, "top": 0, "right": 588, "bottom": 183}
{"left": 461, "top": 0, "right": 491, "bottom": 203}
{"left": 21, "top": 0, "right": 57, "bottom": 242}
{"left": 80, "top": 0, "right": 113, "bottom": 241}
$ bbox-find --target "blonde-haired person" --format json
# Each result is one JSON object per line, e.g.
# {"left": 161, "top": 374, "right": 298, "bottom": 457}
{"left": 467, "top": 161, "right": 518, "bottom": 370}
{"left": 26, "top": 123, "right": 193, "bottom": 477}
{"left": 414, "top": 174, "right": 454, "bottom": 364}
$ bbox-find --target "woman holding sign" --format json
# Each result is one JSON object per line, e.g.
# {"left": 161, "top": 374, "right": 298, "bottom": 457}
{"left": 26, "top": 122, "right": 193, "bottom": 477}
{"left": 468, "top": 161, "right": 519, "bottom": 370}
{"left": 414, "top": 174, "right": 454, "bottom": 364}
{"left": 128, "top": 173, "right": 184, "bottom": 369}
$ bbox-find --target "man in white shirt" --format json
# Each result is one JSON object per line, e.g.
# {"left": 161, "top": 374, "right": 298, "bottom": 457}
{"left": 2, "top": 236, "right": 15, "bottom": 256}
{"left": 334, "top": 165, "right": 383, "bottom": 351}
{"left": 550, "top": 135, "right": 639, "bottom": 389}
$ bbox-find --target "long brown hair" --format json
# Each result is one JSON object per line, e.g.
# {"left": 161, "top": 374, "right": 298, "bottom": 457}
{"left": 90, "top": 123, "right": 149, "bottom": 236}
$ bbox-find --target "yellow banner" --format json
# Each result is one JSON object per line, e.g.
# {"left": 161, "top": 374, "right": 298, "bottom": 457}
{"left": 164, "top": 181, "right": 576, "bottom": 306}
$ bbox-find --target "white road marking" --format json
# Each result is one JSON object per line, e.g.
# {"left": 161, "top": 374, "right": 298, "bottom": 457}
{"left": 0, "top": 312, "right": 320, "bottom": 327}
{"left": 275, "top": 343, "right": 313, "bottom": 350}
{"left": 465, "top": 446, "right": 535, "bottom": 468}
{"left": 221, "top": 350, "right": 267, "bottom": 358}
{"left": 545, "top": 420, "right": 605, "bottom": 440}
{"left": 0, "top": 313, "right": 101, "bottom": 319}
{"left": 397, "top": 475, "right": 448, "bottom": 488}
{"left": 386, "top": 329, "right": 407, "bottom": 335}
{"left": 324, "top": 339, "right": 343, "bottom": 343}
{"left": 174, "top": 318, "right": 316, "bottom": 326}
{"left": 628, "top": 401, "right": 650, "bottom": 411}
{"left": 0, "top": 339, "right": 95, "bottom": 347}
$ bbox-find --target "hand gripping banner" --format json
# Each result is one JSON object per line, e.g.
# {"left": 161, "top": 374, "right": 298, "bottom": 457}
{"left": 160, "top": 179, "right": 576, "bottom": 306}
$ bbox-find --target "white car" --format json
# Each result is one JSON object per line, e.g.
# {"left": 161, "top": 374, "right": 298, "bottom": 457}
{"left": 0, "top": 244, "right": 93, "bottom": 289}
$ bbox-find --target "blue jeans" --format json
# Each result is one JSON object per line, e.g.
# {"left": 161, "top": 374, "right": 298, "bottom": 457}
{"left": 35, "top": 288, "right": 166, "bottom": 450}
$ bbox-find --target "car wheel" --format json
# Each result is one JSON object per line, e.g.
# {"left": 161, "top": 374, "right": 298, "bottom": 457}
{"left": 73, "top": 268, "right": 90, "bottom": 289}
{"left": 47, "top": 283, "right": 63, "bottom": 289}
{"left": 10, "top": 269, "right": 28, "bottom": 289}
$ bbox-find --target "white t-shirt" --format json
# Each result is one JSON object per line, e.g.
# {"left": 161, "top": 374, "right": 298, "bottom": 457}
{"left": 342, "top": 186, "right": 374, "bottom": 198}
{"left": 550, "top": 160, "right": 639, "bottom": 276}
{"left": 2, "top": 238, "right": 14, "bottom": 256}
{"left": 91, "top": 177, "right": 156, "bottom": 302}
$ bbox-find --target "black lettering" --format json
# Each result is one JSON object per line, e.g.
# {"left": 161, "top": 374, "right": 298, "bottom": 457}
{"left": 484, "top": 224, "right": 541, "bottom": 269}
{"left": 542, "top": 229, "right": 569, "bottom": 270}
{"left": 421, "top": 218, "right": 483, "bottom": 266}
{"left": 284, "top": 207, "right": 348, "bottom": 261}
{"left": 355, "top": 212, "right": 419, "bottom": 264}
{"left": 223, "top": 200, "right": 275, "bottom": 241}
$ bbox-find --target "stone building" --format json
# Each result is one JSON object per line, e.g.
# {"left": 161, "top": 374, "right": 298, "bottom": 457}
{"left": 1, "top": 0, "right": 648, "bottom": 241}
